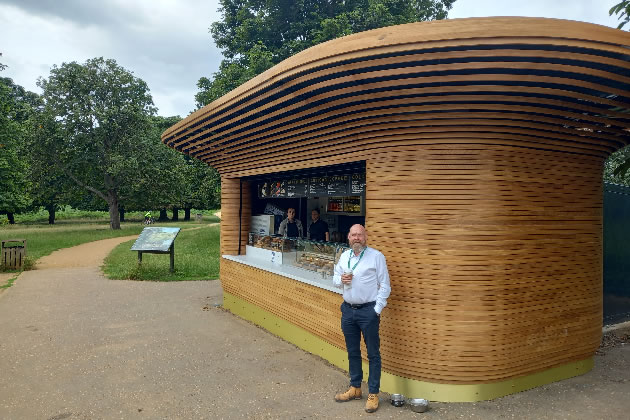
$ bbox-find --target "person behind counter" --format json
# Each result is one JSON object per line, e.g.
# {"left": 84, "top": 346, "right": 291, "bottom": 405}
{"left": 277, "top": 207, "right": 303, "bottom": 238}
{"left": 308, "top": 208, "right": 329, "bottom": 241}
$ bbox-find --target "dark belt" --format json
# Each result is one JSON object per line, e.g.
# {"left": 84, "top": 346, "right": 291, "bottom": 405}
{"left": 344, "top": 301, "right": 376, "bottom": 310}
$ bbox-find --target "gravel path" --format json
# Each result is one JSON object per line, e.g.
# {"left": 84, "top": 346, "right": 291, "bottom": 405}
{"left": 0, "top": 238, "right": 629, "bottom": 419}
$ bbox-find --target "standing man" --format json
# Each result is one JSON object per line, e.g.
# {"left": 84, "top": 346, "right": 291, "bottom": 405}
{"left": 277, "top": 207, "right": 303, "bottom": 238}
{"left": 333, "top": 224, "right": 391, "bottom": 413}
{"left": 308, "top": 208, "right": 329, "bottom": 241}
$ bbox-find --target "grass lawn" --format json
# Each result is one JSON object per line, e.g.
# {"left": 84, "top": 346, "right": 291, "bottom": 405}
{"left": 0, "top": 223, "right": 146, "bottom": 270}
{"left": 103, "top": 224, "right": 220, "bottom": 281}
{"left": 0, "top": 208, "right": 221, "bottom": 281}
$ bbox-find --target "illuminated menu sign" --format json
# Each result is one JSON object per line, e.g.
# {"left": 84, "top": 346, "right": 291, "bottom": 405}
{"left": 327, "top": 175, "right": 349, "bottom": 196}
{"left": 350, "top": 173, "right": 366, "bottom": 195}
{"left": 269, "top": 180, "right": 287, "bottom": 197}
{"left": 308, "top": 176, "right": 329, "bottom": 196}
{"left": 258, "top": 173, "right": 365, "bottom": 198}
{"left": 286, "top": 178, "right": 308, "bottom": 197}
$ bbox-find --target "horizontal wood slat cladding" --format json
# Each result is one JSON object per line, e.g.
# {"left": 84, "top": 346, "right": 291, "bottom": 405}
{"left": 169, "top": 17, "right": 630, "bottom": 390}
{"left": 220, "top": 178, "right": 250, "bottom": 255}
{"left": 162, "top": 18, "right": 630, "bottom": 178}
{"left": 365, "top": 146, "right": 603, "bottom": 382}
{"left": 219, "top": 144, "right": 604, "bottom": 384}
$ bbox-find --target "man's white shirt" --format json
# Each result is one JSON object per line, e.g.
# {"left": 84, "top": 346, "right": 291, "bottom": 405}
{"left": 333, "top": 247, "right": 391, "bottom": 314}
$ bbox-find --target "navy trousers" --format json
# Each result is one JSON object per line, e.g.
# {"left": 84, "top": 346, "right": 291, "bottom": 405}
{"left": 340, "top": 301, "right": 381, "bottom": 394}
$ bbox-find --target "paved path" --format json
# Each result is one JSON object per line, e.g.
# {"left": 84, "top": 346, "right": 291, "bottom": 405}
{"left": 0, "top": 238, "right": 629, "bottom": 419}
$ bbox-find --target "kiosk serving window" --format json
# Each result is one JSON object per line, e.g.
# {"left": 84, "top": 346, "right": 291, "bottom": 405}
{"left": 224, "top": 162, "right": 365, "bottom": 292}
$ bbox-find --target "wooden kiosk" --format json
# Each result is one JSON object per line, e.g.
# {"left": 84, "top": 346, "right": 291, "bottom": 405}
{"left": 163, "top": 18, "right": 630, "bottom": 401}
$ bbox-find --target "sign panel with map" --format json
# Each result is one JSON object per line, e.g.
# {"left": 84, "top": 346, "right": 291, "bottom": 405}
{"left": 131, "top": 227, "right": 181, "bottom": 252}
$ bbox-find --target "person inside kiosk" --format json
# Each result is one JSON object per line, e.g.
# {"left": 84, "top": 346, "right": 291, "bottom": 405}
{"left": 278, "top": 207, "right": 304, "bottom": 238}
{"left": 308, "top": 208, "right": 329, "bottom": 241}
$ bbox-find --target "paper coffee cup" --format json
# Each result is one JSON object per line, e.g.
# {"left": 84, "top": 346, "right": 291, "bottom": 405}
{"left": 343, "top": 269, "right": 353, "bottom": 290}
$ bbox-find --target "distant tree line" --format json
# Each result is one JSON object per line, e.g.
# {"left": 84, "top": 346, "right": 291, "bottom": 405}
{"left": 0, "top": 55, "right": 220, "bottom": 229}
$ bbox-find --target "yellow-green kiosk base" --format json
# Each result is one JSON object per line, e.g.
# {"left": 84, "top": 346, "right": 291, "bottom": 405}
{"left": 224, "top": 292, "right": 593, "bottom": 402}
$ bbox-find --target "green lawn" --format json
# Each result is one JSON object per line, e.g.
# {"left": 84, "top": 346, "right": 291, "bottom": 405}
{"left": 0, "top": 223, "right": 146, "bottom": 270}
{"left": 103, "top": 224, "right": 220, "bottom": 281}
{"left": 0, "top": 208, "right": 221, "bottom": 280}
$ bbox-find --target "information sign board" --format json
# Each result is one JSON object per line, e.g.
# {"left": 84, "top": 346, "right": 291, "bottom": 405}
{"left": 131, "top": 227, "right": 181, "bottom": 252}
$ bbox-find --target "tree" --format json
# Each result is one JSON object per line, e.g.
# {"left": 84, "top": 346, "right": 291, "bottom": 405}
{"left": 37, "top": 57, "right": 157, "bottom": 229}
{"left": 196, "top": 0, "right": 454, "bottom": 106}
{"left": 611, "top": 1, "right": 630, "bottom": 29}
{"left": 0, "top": 76, "right": 34, "bottom": 224}
{"left": 29, "top": 110, "right": 73, "bottom": 224}
{"left": 604, "top": 145, "right": 630, "bottom": 186}
{"left": 606, "top": 2, "right": 630, "bottom": 185}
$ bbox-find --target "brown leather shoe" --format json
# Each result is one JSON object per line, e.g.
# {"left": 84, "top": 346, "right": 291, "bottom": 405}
{"left": 365, "top": 393, "right": 379, "bottom": 413}
{"left": 334, "top": 386, "right": 362, "bottom": 402}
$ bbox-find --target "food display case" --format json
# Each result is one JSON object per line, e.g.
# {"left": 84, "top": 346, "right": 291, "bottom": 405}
{"left": 294, "top": 239, "right": 349, "bottom": 277}
{"left": 248, "top": 233, "right": 296, "bottom": 252}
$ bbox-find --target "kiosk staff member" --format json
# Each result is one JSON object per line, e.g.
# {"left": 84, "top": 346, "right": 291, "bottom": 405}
{"left": 278, "top": 208, "right": 303, "bottom": 238}
{"left": 308, "top": 208, "right": 329, "bottom": 241}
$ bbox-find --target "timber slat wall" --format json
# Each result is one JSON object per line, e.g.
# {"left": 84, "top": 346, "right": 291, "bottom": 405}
{"left": 165, "top": 18, "right": 630, "bottom": 386}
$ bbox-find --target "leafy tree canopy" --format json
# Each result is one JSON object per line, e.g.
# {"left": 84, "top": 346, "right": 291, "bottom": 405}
{"left": 610, "top": 1, "right": 630, "bottom": 29}
{"left": 196, "top": 0, "right": 454, "bottom": 106}
{"left": 37, "top": 57, "right": 157, "bottom": 229}
{"left": 0, "top": 76, "right": 34, "bottom": 221}
{"left": 606, "top": 2, "right": 630, "bottom": 185}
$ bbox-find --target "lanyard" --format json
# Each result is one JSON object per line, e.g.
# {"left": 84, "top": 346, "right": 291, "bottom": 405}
{"left": 347, "top": 247, "right": 366, "bottom": 271}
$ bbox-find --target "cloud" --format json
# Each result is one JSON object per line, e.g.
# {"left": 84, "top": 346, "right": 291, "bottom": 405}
{"left": 0, "top": 0, "right": 224, "bottom": 117}
{"left": 448, "top": 0, "right": 621, "bottom": 27}
{"left": 1, "top": 0, "right": 625, "bottom": 117}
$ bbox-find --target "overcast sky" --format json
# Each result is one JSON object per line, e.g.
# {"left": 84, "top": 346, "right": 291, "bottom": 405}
{"left": 0, "top": 0, "right": 623, "bottom": 118}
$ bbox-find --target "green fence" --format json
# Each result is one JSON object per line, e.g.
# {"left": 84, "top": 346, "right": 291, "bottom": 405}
{"left": 603, "top": 182, "right": 630, "bottom": 325}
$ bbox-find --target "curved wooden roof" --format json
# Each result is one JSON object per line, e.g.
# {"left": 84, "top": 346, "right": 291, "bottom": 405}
{"left": 163, "top": 17, "right": 630, "bottom": 176}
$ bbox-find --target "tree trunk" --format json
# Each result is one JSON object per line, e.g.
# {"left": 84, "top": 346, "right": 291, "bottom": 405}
{"left": 46, "top": 204, "right": 56, "bottom": 225}
{"left": 7, "top": 212, "right": 15, "bottom": 224}
{"left": 119, "top": 207, "right": 125, "bottom": 222}
{"left": 107, "top": 191, "right": 121, "bottom": 230}
{"left": 184, "top": 208, "right": 191, "bottom": 221}
{"left": 172, "top": 207, "right": 179, "bottom": 221}
{"left": 159, "top": 208, "right": 168, "bottom": 221}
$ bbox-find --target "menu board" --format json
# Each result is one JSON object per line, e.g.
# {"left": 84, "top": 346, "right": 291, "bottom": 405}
{"left": 286, "top": 178, "right": 308, "bottom": 197}
{"left": 269, "top": 180, "right": 287, "bottom": 197}
{"left": 309, "top": 176, "right": 329, "bottom": 196}
{"left": 350, "top": 173, "right": 366, "bottom": 195}
{"left": 258, "top": 182, "right": 270, "bottom": 198}
{"left": 258, "top": 173, "right": 365, "bottom": 198}
{"left": 327, "top": 175, "right": 349, "bottom": 196}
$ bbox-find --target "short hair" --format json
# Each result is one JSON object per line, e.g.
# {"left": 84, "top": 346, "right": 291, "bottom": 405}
{"left": 311, "top": 208, "right": 320, "bottom": 215}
